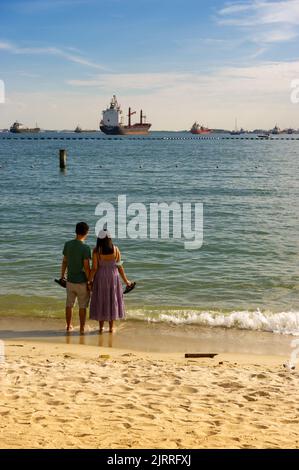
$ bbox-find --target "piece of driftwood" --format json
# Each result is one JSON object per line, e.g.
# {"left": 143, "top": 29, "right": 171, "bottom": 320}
{"left": 184, "top": 353, "right": 218, "bottom": 358}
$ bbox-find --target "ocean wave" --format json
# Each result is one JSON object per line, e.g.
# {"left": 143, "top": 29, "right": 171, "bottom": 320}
{"left": 127, "top": 308, "right": 299, "bottom": 335}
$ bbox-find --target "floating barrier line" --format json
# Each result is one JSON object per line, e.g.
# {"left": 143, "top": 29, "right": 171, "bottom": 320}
{"left": 0, "top": 136, "right": 299, "bottom": 142}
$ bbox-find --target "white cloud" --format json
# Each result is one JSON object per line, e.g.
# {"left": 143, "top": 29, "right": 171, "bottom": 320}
{"left": 219, "top": 1, "right": 299, "bottom": 26}
{"left": 66, "top": 61, "right": 299, "bottom": 96}
{"left": 0, "top": 40, "right": 107, "bottom": 70}
{"left": 66, "top": 73, "right": 191, "bottom": 91}
{"left": 218, "top": 0, "right": 299, "bottom": 43}
{"left": 219, "top": 3, "right": 254, "bottom": 16}
{"left": 0, "top": 41, "right": 14, "bottom": 50}
{"left": 254, "top": 27, "right": 298, "bottom": 42}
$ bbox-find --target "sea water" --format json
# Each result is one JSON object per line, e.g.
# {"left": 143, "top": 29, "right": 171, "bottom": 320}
{"left": 0, "top": 132, "right": 298, "bottom": 335}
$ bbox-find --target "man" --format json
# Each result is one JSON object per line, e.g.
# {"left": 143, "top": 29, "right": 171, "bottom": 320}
{"left": 61, "top": 222, "right": 91, "bottom": 334}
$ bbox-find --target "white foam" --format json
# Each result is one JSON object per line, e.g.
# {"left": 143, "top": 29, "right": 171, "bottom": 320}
{"left": 127, "top": 308, "right": 299, "bottom": 335}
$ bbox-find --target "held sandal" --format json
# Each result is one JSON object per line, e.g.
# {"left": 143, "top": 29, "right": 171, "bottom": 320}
{"left": 123, "top": 281, "right": 136, "bottom": 294}
{"left": 55, "top": 278, "right": 67, "bottom": 288}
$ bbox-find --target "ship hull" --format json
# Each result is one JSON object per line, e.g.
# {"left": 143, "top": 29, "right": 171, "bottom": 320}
{"left": 190, "top": 129, "right": 211, "bottom": 134}
{"left": 10, "top": 128, "right": 40, "bottom": 134}
{"left": 100, "top": 124, "right": 151, "bottom": 135}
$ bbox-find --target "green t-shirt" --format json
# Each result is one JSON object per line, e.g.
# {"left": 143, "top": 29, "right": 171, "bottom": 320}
{"left": 63, "top": 239, "right": 91, "bottom": 283}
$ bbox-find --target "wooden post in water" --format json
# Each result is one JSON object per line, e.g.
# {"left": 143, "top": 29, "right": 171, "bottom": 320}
{"left": 59, "top": 149, "right": 67, "bottom": 169}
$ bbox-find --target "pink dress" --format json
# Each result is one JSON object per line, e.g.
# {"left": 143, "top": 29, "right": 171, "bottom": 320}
{"left": 89, "top": 251, "right": 125, "bottom": 321}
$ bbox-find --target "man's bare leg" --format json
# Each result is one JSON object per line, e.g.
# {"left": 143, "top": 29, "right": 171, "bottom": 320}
{"left": 79, "top": 308, "right": 86, "bottom": 334}
{"left": 99, "top": 321, "right": 104, "bottom": 333}
{"left": 66, "top": 307, "right": 73, "bottom": 332}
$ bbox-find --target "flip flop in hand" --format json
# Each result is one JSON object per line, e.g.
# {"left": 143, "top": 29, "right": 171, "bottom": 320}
{"left": 123, "top": 281, "right": 136, "bottom": 294}
{"left": 55, "top": 278, "right": 67, "bottom": 288}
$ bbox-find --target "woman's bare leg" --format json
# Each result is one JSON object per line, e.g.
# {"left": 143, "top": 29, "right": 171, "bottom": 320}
{"left": 66, "top": 307, "right": 73, "bottom": 332}
{"left": 109, "top": 320, "right": 114, "bottom": 333}
{"left": 99, "top": 321, "right": 104, "bottom": 333}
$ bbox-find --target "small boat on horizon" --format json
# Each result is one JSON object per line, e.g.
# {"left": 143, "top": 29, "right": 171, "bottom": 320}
{"left": 257, "top": 133, "right": 270, "bottom": 140}
{"left": 74, "top": 125, "right": 97, "bottom": 133}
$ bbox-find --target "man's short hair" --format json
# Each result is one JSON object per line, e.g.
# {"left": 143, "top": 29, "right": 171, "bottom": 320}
{"left": 76, "top": 222, "right": 89, "bottom": 236}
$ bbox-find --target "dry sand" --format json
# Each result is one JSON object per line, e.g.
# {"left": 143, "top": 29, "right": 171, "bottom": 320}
{"left": 0, "top": 339, "right": 298, "bottom": 449}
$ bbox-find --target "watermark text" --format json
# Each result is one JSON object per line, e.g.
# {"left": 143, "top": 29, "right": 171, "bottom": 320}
{"left": 290, "top": 79, "right": 299, "bottom": 104}
{"left": 0, "top": 80, "right": 5, "bottom": 103}
{"left": 95, "top": 195, "right": 203, "bottom": 250}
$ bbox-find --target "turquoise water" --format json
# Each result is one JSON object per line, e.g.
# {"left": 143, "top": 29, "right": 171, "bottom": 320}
{"left": 1, "top": 132, "right": 299, "bottom": 334}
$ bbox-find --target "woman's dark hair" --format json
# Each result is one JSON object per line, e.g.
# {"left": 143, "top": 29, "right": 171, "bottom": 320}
{"left": 96, "top": 236, "right": 114, "bottom": 255}
{"left": 76, "top": 222, "right": 89, "bottom": 236}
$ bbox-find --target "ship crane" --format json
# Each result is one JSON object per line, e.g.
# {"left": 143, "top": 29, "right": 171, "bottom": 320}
{"left": 140, "top": 110, "right": 147, "bottom": 124}
{"left": 127, "top": 107, "right": 137, "bottom": 126}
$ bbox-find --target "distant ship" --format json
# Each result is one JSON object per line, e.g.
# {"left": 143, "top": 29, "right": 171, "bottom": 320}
{"left": 230, "top": 118, "right": 245, "bottom": 135}
{"left": 74, "top": 125, "right": 96, "bottom": 133}
{"left": 190, "top": 122, "right": 211, "bottom": 134}
{"left": 10, "top": 121, "right": 40, "bottom": 133}
{"left": 100, "top": 95, "right": 151, "bottom": 135}
{"left": 271, "top": 125, "right": 281, "bottom": 135}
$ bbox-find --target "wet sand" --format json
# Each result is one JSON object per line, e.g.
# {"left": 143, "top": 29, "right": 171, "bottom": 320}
{"left": 0, "top": 315, "right": 294, "bottom": 356}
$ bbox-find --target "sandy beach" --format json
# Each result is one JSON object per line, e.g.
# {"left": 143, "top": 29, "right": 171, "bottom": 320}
{"left": 1, "top": 332, "right": 298, "bottom": 449}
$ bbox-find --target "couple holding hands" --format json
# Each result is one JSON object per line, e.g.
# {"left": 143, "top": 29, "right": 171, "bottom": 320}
{"left": 59, "top": 222, "right": 135, "bottom": 334}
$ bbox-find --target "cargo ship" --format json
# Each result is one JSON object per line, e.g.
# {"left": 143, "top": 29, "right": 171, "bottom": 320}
{"left": 10, "top": 121, "right": 40, "bottom": 133}
{"left": 190, "top": 122, "right": 211, "bottom": 134}
{"left": 100, "top": 95, "right": 151, "bottom": 135}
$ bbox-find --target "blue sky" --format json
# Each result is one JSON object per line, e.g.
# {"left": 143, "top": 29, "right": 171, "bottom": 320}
{"left": 1, "top": 0, "right": 299, "bottom": 129}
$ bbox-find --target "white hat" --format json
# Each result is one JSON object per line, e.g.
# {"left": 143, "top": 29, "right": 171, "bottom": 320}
{"left": 98, "top": 229, "right": 112, "bottom": 239}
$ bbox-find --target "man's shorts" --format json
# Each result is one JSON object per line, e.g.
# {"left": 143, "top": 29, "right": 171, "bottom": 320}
{"left": 66, "top": 282, "right": 90, "bottom": 308}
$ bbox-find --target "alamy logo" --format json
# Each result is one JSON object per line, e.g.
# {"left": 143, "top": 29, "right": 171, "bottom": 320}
{"left": 95, "top": 195, "right": 203, "bottom": 250}
{"left": 0, "top": 80, "right": 5, "bottom": 103}
{"left": 290, "top": 79, "right": 299, "bottom": 104}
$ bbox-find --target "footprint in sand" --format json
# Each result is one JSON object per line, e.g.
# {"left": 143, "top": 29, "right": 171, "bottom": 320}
{"left": 217, "top": 382, "right": 244, "bottom": 390}
{"left": 121, "top": 422, "right": 132, "bottom": 429}
{"left": 46, "top": 399, "right": 64, "bottom": 406}
{"left": 250, "top": 373, "right": 267, "bottom": 379}
{"left": 180, "top": 385, "right": 198, "bottom": 394}
{"left": 243, "top": 395, "right": 258, "bottom": 402}
{"left": 33, "top": 416, "right": 46, "bottom": 422}
{"left": 141, "top": 382, "right": 161, "bottom": 391}
{"left": 179, "top": 404, "right": 191, "bottom": 412}
{"left": 250, "top": 391, "right": 271, "bottom": 398}
{"left": 56, "top": 417, "right": 70, "bottom": 423}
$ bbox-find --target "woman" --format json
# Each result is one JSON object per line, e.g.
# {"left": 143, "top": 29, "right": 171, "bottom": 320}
{"left": 89, "top": 229, "right": 134, "bottom": 333}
